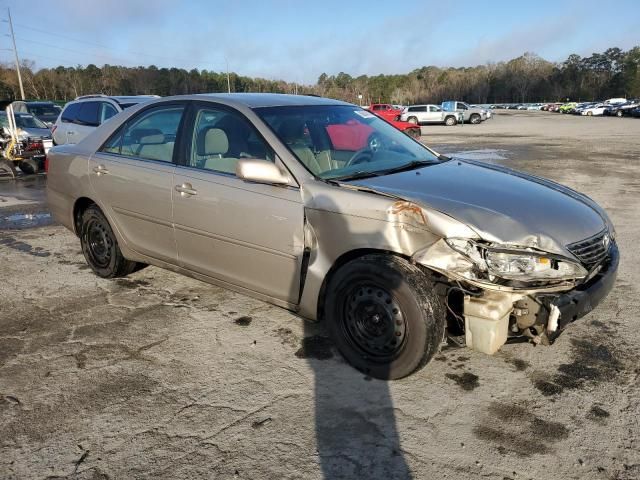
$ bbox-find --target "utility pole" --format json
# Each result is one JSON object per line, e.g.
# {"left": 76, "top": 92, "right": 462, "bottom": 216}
{"left": 225, "top": 57, "right": 231, "bottom": 93}
{"left": 7, "top": 8, "right": 25, "bottom": 100}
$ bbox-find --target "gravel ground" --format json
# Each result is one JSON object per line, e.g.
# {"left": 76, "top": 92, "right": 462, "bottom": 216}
{"left": 1, "top": 111, "right": 639, "bottom": 480}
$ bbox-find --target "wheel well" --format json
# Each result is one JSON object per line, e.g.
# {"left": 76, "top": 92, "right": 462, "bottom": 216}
{"left": 73, "top": 197, "right": 96, "bottom": 235}
{"left": 316, "top": 248, "right": 406, "bottom": 321}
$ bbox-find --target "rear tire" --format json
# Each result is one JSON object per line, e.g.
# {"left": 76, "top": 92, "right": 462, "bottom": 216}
{"left": 470, "top": 113, "right": 481, "bottom": 124}
{"left": 80, "top": 205, "right": 138, "bottom": 278}
{"left": 324, "top": 254, "right": 446, "bottom": 380}
{"left": 19, "top": 158, "right": 39, "bottom": 175}
{"left": 444, "top": 116, "right": 457, "bottom": 126}
{"left": 616, "top": 110, "right": 623, "bottom": 117}
{"left": 0, "top": 159, "right": 17, "bottom": 178}
{"left": 406, "top": 128, "right": 421, "bottom": 139}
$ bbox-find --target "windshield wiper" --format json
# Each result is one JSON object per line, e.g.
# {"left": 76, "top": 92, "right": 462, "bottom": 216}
{"left": 327, "top": 170, "right": 383, "bottom": 182}
{"left": 378, "top": 159, "right": 437, "bottom": 175}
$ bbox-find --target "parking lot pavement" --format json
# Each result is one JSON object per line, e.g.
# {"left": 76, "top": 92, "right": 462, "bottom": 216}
{"left": 1, "top": 112, "right": 639, "bottom": 479}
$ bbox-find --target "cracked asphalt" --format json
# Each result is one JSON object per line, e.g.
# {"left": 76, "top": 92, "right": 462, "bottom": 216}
{"left": 1, "top": 111, "right": 639, "bottom": 479}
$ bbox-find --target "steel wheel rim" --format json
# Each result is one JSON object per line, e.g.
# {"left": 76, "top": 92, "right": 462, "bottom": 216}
{"left": 341, "top": 284, "right": 407, "bottom": 361}
{"left": 86, "top": 219, "right": 113, "bottom": 268}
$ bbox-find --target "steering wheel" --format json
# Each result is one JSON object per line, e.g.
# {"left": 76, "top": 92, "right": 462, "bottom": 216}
{"left": 345, "top": 133, "right": 385, "bottom": 167}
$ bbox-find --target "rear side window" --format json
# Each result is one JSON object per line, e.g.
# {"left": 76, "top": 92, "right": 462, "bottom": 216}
{"left": 101, "top": 105, "right": 184, "bottom": 163}
{"left": 408, "top": 106, "right": 426, "bottom": 112}
{"left": 61, "top": 103, "right": 81, "bottom": 122}
{"left": 75, "top": 102, "right": 100, "bottom": 126}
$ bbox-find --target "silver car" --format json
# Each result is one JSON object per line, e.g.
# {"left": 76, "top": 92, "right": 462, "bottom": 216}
{"left": 52, "top": 94, "right": 160, "bottom": 146}
{"left": 47, "top": 94, "right": 618, "bottom": 379}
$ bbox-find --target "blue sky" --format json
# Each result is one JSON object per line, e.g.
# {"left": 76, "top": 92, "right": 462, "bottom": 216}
{"left": 1, "top": 0, "right": 638, "bottom": 83}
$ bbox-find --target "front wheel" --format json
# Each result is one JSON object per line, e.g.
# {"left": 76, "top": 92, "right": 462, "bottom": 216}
{"left": 80, "top": 205, "right": 139, "bottom": 278}
{"left": 324, "top": 255, "right": 446, "bottom": 380}
{"left": 444, "top": 115, "right": 457, "bottom": 126}
{"left": 616, "top": 110, "right": 623, "bottom": 117}
{"left": 407, "top": 116, "right": 418, "bottom": 124}
{"left": 587, "top": 111, "right": 593, "bottom": 116}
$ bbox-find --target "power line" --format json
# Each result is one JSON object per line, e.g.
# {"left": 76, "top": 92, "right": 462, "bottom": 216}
{"left": 13, "top": 22, "right": 225, "bottom": 70}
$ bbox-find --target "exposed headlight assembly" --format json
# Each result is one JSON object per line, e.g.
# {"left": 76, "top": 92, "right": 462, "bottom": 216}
{"left": 445, "top": 238, "right": 588, "bottom": 282}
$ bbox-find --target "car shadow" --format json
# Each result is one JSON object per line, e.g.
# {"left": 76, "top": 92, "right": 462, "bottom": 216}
{"left": 296, "top": 194, "right": 413, "bottom": 479}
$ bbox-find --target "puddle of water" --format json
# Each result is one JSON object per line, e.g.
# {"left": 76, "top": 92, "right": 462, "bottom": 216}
{"left": 0, "top": 212, "right": 53, "bottom": 229}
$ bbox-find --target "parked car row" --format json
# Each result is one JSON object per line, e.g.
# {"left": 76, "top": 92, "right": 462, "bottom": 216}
{"left": 546, "top": 98, "right": 640, "bottom": 117}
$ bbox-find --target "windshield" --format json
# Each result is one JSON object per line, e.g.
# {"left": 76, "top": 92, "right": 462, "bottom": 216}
{"left": 15, "top": 114, "right": 48, "bottom": 129}
{"left": 28, "top": 105, "right": 59, "bottom": 117}
{"left": 256, "top": 105, "right": 440, "bottom": 180}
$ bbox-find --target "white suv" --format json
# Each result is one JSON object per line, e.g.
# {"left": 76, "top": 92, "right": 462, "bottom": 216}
{"left": 52, "top": 95, "right": 159, "bottom": 145}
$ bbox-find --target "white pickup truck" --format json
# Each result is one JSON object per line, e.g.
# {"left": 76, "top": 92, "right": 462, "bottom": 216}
{"left": 441, "top": 101, "right": 488, "bottom": 124}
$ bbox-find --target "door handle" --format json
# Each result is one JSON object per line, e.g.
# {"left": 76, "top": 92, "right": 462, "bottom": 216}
{"left": 93, "top": 165, "right": 109, "bottom": 175}
{"left": 175, "top": 183, "right": 197, "bottom": 197}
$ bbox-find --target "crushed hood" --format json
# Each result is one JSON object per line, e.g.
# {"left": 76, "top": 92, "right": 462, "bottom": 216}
{"left": 349, "top": 160, "right": 607, "bottom": 253}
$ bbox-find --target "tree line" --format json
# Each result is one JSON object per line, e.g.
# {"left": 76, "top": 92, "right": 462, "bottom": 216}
{"left": 1, "top": 46, "right": 638, "bottom": 105}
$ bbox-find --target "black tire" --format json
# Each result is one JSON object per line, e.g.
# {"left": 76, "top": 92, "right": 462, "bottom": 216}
{"left": 407, "top": 116, "right": 418, "bottom": 124}
{"left": 444, "top": 115, "right": 457, "bottom": 126}
{"left": 406, "top": 128, "right": 421, "bottom": 139}
{"left": 0, "top": 159, "right": 17, "bottom": 177}
{"left": 19, "top": 158, "right": 39, "bottom": 175}
{"left": 324, "top": 254, "right": 446, "bottom": 380}
{"left": 470, "top": 113, "right": 481, "bottom": 124}
{"left": 80, "top": 205, "right": 138, "bottom": 278}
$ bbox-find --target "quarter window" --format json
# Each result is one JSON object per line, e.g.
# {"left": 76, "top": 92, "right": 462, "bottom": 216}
{"left": 188, "top": 107, "right": 274, "bottom": 175}
{"left": 101, "top": 105, "right": 184, "bottom": 163}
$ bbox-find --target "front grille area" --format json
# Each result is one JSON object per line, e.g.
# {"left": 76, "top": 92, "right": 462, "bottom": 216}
{"left": 567, "top": 229, "right": 611, "bottom": 269}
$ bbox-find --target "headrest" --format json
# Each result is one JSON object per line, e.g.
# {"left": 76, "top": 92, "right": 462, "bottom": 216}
{"left": 131, "top": 128, "right": 162, "bottom": 143}
{"left": 138, "top": 133, "right": 165, "bottom": 145}
{"left": 197, "top": 127, "right": 229, "bottom": 156}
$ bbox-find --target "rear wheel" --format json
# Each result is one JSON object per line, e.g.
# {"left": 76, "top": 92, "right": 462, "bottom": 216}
{"left": 444, "top": 116, "right": 457, "bottom": 126}
{"left": 324, "top": 254, "right": 446, "bottom": 380}
{"left": 616, "top": 110, "right": 623, "bottom": 117}
{"left": 80, "top": 205, "right": 138, "bottom": 278}
{"left": 470, "top": 113, "right": 481, "bottom": 124}
{"left": 19, "top": 158, "right": 39, "bottom": 175}
{"left": 406, "top": 128, "right": 421, "bottom": 139}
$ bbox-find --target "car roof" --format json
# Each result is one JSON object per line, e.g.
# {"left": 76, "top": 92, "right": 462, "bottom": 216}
{"left": 188, "top": 93, "right": 351, "bottom": 108}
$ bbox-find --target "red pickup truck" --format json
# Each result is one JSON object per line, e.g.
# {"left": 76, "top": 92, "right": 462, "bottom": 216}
{"left": 368, "top": 104, "right": 421, "bottom": 139}
{"left": 369, "top": 103, "right": 403, "bottom": 121}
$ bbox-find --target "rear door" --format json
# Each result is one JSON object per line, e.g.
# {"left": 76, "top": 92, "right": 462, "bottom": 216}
{"left": 426, "top": 105, "right": 442, "bottom": 123}
{"left": 89, "top": 102, "right": 186, "bottom": 263}
{"left": 172, "top": 102, "right": 305, "bottom": 303}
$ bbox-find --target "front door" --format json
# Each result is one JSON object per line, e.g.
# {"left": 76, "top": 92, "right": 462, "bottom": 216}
{"left": 89, "top": 103, "right": 186, "bottom": 263}
{"left": 172, "top": 103, "right": 305, "bottom": 303}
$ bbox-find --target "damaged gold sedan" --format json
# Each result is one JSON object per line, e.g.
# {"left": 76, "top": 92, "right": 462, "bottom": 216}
{"left": 47, "top": 94, "right": 619, "bottom": 379}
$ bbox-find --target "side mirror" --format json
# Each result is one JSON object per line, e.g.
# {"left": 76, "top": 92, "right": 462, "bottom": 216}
{"left": 236, "top": 158, "right": 290, "bottom": 186}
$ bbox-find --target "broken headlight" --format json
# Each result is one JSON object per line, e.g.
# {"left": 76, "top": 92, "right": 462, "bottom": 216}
{"left": 446, "top": 238, "right": 588, "bottom": 281}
